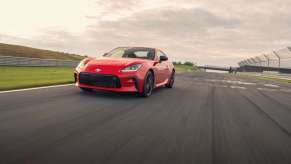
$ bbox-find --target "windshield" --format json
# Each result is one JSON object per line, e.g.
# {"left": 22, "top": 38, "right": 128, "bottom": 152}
{"left": 105, "top": 47, "right": 155, "bottom": 60}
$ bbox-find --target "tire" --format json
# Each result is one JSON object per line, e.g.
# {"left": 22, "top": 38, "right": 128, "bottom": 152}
{"left": 165, "top": 71, "right": 175, "bottom": 88}
{"left": 139, "top": 71, "right": 154, "bottom": 97}
{"left": 80, "top": 87, "right": 93, "bottom": 92}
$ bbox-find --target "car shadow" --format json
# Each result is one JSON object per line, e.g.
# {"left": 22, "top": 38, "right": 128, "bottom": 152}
{"left": 77, "top": 86, "right": 170, "bottom": 99}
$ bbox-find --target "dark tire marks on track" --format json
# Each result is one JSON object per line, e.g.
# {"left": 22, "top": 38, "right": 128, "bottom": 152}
{"left": 240, "top": 92, "right": 291, "bottom": 137}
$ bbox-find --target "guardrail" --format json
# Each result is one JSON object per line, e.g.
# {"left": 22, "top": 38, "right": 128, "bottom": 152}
{"left": 238, "top": 47, "right": 291, "bottom": 68}
{"left": 0, "top": 55, "right": 80, "bottom": 67}
{"left": 198, "top": 65, "right": 231, "bottom": 71}
{"left": 238, "top": 65, "right": 291, "bottom": 74}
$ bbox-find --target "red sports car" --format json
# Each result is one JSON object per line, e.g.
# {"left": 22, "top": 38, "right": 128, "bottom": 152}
{"left": 74, "top": 47, "right": 175, "bottom": 97}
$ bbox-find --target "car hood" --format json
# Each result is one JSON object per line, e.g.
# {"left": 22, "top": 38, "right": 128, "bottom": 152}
{"left": 83, "top": 57, "right": 147, "bottom": 74}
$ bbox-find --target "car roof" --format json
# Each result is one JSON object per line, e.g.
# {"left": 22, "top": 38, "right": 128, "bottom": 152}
{"left": 115, "top": 46, "right": 157, "bottom": 50}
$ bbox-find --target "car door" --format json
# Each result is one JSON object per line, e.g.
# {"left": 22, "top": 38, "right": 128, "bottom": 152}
{"left": 159, "top": 51, "right": 172, "bottom": 82}
{"left": 155, "top": 50, "right": 168, "bottom": 84}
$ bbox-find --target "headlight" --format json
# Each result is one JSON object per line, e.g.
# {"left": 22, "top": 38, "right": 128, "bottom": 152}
{"left": 121, "top": 64, "right": 142, "bottom": 72}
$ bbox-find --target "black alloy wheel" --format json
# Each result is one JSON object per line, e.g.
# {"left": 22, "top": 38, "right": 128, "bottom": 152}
{"left": 140, "top": 71, "right": 154, "bottom": 97}
{"left": 166, "top": 71, "right": 175, "bottom": 88}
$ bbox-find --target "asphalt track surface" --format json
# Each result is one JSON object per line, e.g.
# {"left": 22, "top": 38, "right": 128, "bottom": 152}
{"left": 1, "top": 72, "right": 291, "bottom": 164}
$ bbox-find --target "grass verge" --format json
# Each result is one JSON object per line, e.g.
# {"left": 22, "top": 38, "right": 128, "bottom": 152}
{"left": 239, "top": 73, "right": 291, "bottom": 83}
{"left": 255, "top": 76, "right": 291, "bottom": 83}
{"left": 0, "top": 43, "right": 84, "bottom": 61}
{"left": 0, "top": 66, "right": 74, "bottom": 91}
{"left": 174, "top": 64, "right": 197, "bottom": 73}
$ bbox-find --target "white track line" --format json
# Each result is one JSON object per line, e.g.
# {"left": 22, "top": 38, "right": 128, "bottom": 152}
{"left": 257, "top": 87, "right": 278, "bottom": 92}
{"left": 215, "top": 85, "right": 228, "bottom": 88}
{"left": 230, "top": 86, "right": 246, "bottom": 90}
{"left": 0, "top": 84, "right": 74, "bottom": 94}
{"left": 264, "top": 84, "right": 280, "bottom": 88}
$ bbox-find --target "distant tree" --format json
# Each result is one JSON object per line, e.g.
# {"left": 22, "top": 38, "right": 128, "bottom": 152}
{"left": 173, "top": 61, "right": 182, "bottom": 65}
{"left": 184, "top": 61, "right": 194, "bottom": 66}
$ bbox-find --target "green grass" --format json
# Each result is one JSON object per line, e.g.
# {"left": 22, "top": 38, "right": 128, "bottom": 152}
{"left": 0, "top": 66, "right": 74, "bottom": 91}
{"left": 0, "top": 43, "right": 85, "bottom": 61}
{"left": 239, "top": 73, "right": 291, "bottom": 83}
{"left": 255, "top": 76, "right": 291, "bottom": 83}
{"left": 174, "top": 64, "right": 197, "bottom": 73}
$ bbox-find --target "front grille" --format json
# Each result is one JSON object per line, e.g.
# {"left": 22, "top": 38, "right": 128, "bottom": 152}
{"left": 79, "top": 72, "right": 121, "bottom": 88}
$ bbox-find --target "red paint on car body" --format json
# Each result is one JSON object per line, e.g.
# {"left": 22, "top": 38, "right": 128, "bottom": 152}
{"left": 74, "top": 47, "right": 174, "bottom": 94}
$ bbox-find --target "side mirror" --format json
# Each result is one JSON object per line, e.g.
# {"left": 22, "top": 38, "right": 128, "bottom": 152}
{"left": 159, "top": 56, "right": 168, "bottom": 62}
{"left": 103, "top": 53, "right": 109, "bottom": 56}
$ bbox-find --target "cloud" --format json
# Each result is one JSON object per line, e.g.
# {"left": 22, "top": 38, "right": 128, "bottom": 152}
{"left": 1, "top": 0, "right": 291, "bottom": 66}
{"left": 85, "top": 7, "right": 241, "bottom": 63}
{"left": 96, "top": 0, "right": 141, "bottom": 10}
{"left": 99, "top": 8, "right": 238, "bottom": 34}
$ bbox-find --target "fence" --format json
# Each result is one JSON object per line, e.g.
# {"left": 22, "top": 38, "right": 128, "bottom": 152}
{"left": 0, "top": 55, "right": 80, "bottom": 67}
{"left": 238, "top": 47, "right": 291, "bottom": 68}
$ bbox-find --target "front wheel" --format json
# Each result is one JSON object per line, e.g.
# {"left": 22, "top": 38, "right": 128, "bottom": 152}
{"left": 139, "top": 71, "right": 154, "bottom": 97}
{"left": 165, "top": 71, "right": 175, "bottom": 88}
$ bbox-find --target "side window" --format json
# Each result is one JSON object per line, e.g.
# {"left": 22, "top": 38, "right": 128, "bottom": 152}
{"left": 134, "top": 51, "right": 148, "bottom": 58}
{"left": 134, "top": 51, "right": 154, "bottom": 59}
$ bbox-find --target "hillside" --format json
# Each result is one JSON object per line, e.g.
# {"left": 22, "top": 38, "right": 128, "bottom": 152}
{"left": 0, "top": 43, "right": 85, "bottom": 61}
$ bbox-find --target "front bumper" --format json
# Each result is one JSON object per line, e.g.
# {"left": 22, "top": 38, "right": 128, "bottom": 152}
{"left": 74, "top": 72, "right": 139, "bottom": 92}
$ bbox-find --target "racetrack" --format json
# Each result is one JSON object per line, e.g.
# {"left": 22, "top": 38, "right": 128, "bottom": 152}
{"left": 1, "top": 72, "right": 291, "bottom": 164}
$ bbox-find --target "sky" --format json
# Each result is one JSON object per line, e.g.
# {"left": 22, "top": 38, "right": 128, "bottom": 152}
{"left": 1, "top": 0, "right": 291, "bottom": 66}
